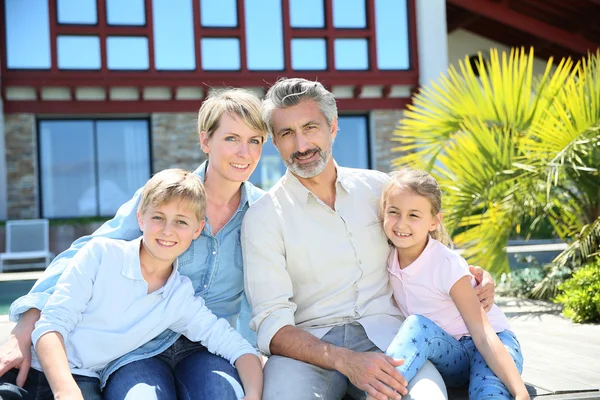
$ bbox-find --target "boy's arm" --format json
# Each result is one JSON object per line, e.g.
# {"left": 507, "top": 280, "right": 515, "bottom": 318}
{"left": 35, "top": 332, "right": 83, "bottom": 400}
{"left": 235, "top": 353, "right": 263, "bottom": 400}
{"left": 451, "top": 276, "right": 529, "bottom": 400}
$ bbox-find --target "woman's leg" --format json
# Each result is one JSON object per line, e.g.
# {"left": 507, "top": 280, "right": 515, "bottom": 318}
{"left": 386, "top": 315, "right": 470, "bottom": 387}
{"left": 104, "top": 357, "right": 177, "bottom": 400}
{"left": 173, "top": 345, "right": 244, "bottom": 400}
{"left": 466, "top": 330, "right": 524, "bottom": 399}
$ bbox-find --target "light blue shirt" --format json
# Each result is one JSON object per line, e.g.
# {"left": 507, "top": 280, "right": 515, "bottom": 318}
{"left": 31, "top": 237, "right": 257, "bottom": 380}
{"left": 10, "top": 160, "right": 264, "bottom": 386}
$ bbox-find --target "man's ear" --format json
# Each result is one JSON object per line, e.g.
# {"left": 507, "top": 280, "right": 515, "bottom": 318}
{"left": 330, "top": 117, "right": 339, "bottom": 141}
{"left": 199, "top": 131, "right": 210, "bottom": 154}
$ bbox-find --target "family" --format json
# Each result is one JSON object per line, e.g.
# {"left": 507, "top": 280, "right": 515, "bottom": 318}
{"left": 0, "top": 78, "right": 527, "bottom": 400}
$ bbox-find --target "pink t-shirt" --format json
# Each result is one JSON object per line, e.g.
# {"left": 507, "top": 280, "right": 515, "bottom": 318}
{"left": 388, "top": 238, "right": 511, "bottom": 339}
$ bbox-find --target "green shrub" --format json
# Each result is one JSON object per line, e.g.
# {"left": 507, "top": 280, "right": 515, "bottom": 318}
{"left": 554, "top": 259, "right": 600, "bottom": 323}
{"left": 497, "top": 267, "right": 545, "bottom": 298}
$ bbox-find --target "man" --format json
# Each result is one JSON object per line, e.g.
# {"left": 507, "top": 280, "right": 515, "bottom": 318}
{"left": 242, "top": 78, "right": 495, "bottom": 400}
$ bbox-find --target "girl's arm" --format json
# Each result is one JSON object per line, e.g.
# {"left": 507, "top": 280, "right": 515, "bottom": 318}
{"left": 36, "top": 332, "right": 83, "bottom": 400}
{"left": 450, "top": 276, "right": 529, "bottom": 400}
{"left": 235, "top": 353, "right": 263, "bottom": 400}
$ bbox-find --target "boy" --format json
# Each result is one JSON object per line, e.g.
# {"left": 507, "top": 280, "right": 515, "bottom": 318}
{"left": 0, "top": 169, "right": 262, "bottom": 400}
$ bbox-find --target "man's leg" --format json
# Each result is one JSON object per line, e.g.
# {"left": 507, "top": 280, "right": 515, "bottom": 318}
{"left": 344, "top": 322, "right": 447, "bottom": 400}
{"left": 103, "top": 357, "right": 177, "bottom": 400}
{"left": 262, "top": 326, "right": 349, "bottom": 400}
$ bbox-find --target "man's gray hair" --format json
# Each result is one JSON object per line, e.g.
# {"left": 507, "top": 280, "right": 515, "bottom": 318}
{"left": 262, "top": 78, "right": 338, "bottom": 137}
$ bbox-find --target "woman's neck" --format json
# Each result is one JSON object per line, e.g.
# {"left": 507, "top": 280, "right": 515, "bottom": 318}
{"left": 203, "top": 165, "right": 243, "bottom": 206}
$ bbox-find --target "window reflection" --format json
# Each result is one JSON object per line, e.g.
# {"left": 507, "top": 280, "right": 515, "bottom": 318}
{"left": 289, "top": 0, "right": 324, "bottom": 28}
{"left": 245, "top": 0, "right": 284, "bottom": 70}
{"left": 106, "top": 0, "right": 145, "bottom": 25}
{"left": 107, "top": 36, "right": 149, "bottom": 70}
{"left": 334, "top": 39, "right": 369, "bottom": 70}
{"left": 153, "top": 0, "right": 195, "bottom": 70}
{"left": 201, "top": 38, "right": 240, "bottom": 70}
{"left": 333, "top": 0, "right": 366, "bottom": 28}
{"left": 292, "top": 39, "right": 327, "bottom": 70}
{"left": 5, "top": 0, "right": 51, "bottom": 69}
{"left": 57, "top": 0, "right": 96, "bottom": 24}
{"left": 57, "top": 36, "right": 101, "bottom": 70}
{"left": 201, "top": 0, "right": 237, "bottom": 27}
{"left": 375, "top": 0, "right": 410, "bottom": 69}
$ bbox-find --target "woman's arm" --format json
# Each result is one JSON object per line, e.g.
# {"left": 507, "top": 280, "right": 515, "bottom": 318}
{"left": 36, "top": 332, "right": 83, "bottom": 400}
{"left": 451, "top": 276, "right": 529, "bottom": 400}
{"left": 235, "top": 353, "right": 263, "bottom": 400}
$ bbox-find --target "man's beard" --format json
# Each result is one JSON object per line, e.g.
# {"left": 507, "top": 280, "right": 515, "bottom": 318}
{"left": 284, "top": 145, "right": 332, "bottom": 179}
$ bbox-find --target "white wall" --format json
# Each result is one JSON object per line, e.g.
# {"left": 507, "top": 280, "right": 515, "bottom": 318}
{"left": 448, "top": 29, "right": 553, "bottom": 77}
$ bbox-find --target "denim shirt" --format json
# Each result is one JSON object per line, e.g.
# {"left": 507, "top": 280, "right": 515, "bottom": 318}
{"left": 10, "top": 161, "right": 264, "bottom": 387}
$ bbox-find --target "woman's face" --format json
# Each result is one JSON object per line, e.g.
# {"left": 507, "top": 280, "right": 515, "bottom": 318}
{"left": 200, "top": 113, "right": 265, "bottom": 184}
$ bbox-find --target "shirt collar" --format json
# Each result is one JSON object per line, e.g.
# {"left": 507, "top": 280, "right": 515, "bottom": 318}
{"left": 282, "top": 160, "right": 351, "bottom": 209}
{"left": 122, "top": 237, "right": 181, "bottom": 298}
{"left": 387, "top": 237, "right": 437, "bottom": 278}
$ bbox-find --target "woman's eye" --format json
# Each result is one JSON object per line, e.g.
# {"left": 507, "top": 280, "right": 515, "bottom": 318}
{"left": 225, "top": 136, "right": 236, "bottom": 141}
{"left": 250, "top": 138, "right": 261, "bottom": 144}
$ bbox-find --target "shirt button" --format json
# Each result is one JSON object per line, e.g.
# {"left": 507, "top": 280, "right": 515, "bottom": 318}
{"left": 353, "top": 284, "right": 358, "bottom": 291}
{"left": 204, "top": 284, "right": 208, "bottom": 288}
{"left": 212, "top": 251, "right": 216, "bottom": 255}
{"left": 358, "top": 260, "right": 362, "bottom": 265}
{"left": 349, "top": 232, "right": 353, "bottom": 237}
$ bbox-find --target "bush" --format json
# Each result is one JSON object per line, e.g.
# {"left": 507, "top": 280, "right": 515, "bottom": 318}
{"left": 554, "top": 259, "right": 600, "bottom": 323}
{"left": 497, "top": 267, "right": 545, "bottom": 298}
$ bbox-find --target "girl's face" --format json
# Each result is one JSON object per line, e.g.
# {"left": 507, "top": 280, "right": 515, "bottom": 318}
{"left": 383, "top": 186, "right": 441, "bottom": 261}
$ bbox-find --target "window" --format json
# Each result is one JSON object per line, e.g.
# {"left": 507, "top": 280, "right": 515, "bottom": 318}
{"left": 201, "top": 0, "right": 237, "bottom": 27}
{"left": 153, "top": 0, "right": 196, "bottom": 70}
{"left": 244, "top": 0, "right": 284, "bottom": 70}
{"left": 289, "top": 0, "right": 324, "bottom": 28}
{"left": 107, "top": 36, "right": 149, "bottom": 70}
{"left": 332, "top": 0, "right": 366, "bottom": 28}
{"left": 291, "top": 39, "right": 327, "bottom": 70}
{"left": 106, "top": 0, "right": 145, "bottom": 25}
{"left": 5, "top": 0, "right": 51, "bottom": 69}
{"left": 249, "top": 116, "right": 369, "bottom": 190}
{"left": 334, "top": 39, "right": 369, "bottom": 70}
{"left": 201, "top": 38, "right": 240, "bottom": 70}
{"left": 57, "top": 36, "right": 101, "bottom": 70}
{"left": 39, "top": 119, "right": 151, "bottom": 218}
{"left": 57, "top": 0, "right": 97, "bottom": 24}
{"left": 375, "top": 0, "right": 410, "bottom": 69}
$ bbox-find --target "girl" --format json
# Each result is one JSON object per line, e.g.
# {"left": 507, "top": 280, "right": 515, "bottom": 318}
{"left": 379, "top": 168, "right": 528, "bottom": 400}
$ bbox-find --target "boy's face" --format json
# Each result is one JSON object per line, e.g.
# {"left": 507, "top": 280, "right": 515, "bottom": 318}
{"left": 137, "top": 199, "right": 204, "bottom": 265}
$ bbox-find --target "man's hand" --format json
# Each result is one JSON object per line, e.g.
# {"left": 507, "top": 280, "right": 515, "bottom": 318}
{"left": 337, "top": 350, "right": 408, "bottom": 400}
{"left": 469, "top": 265, "right": 495, "bottom": 312}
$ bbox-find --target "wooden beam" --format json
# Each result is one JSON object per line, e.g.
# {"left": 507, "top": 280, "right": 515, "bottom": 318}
{"left": 447, "top": 0, "right": 599, "bottom": 55}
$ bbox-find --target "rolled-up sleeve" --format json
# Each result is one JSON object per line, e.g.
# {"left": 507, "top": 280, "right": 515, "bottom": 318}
{"left": 171, "top": 292, "right": 258, "bottom": 365}
{"left": 10, "top": 188, "right": 144, "bottom": 322}
{"left": 31, "top": 241, "right": 101, "bottom": 348}
{"left": 241, "top": 200, "right": 296, "bottom": 355}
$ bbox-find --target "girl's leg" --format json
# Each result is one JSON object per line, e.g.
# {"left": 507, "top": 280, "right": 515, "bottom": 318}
{"left": 465, "top": 330, "right": 524, "bottom": 399}
{"left": 386, "top": 315, "right": 470, "bottom": 387}
{"left": 173, "top": 346, "right": 244, "bottom": 400}
{"left": 103, "top": 357, "right": 177, "bottom": 400}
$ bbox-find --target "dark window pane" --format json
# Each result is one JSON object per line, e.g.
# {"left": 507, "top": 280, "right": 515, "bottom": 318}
{"left": 39, "top": 121, "right": 97, "bottom": 218}
{"left": 291, "top": 38, "right": 327, "bottom": 70}
{"left": 334, "top": 38, "right": 368, "bottom": 70}
{"left": 57, "top": 35, "right": 101, "bottom": 69}
{"left": 153, "top": 0, "right": 195, "bottom": 70}
{"left": 334, "top": 116, "right": 369, "bottom": 169}
{"left": 57, "top": 0, "right": 97, "bottom": 24}
{"left": 107, "top": 0, "right": 145, "bottom": 25}
{"left": 333, "top": 0, "right": 366, "bottom": 28}
{"left": 201, "top": 38, "right": 240, "bottom": 70}
{"left": 289, "top": 0, "right": 324, "bottom": 28}
{"left": 201, "top": 0, "right": 236, "bottom": 27}
{"left": 96, "top": 121, "right": 151, "bottom": 216}
{"left": 249, "top": 140, "right": 286, "bottom": 190}
{"left": 375, "top": 0, "right": 409, "bottom": 69}
{"left": 245, "top": 0, "right": 284, "bottom": 70}
{"left": 107, "top": 36, "right": 149, "bottom": 70}
{"left": 5, "top": 0, "right": 51, "bottom": 69}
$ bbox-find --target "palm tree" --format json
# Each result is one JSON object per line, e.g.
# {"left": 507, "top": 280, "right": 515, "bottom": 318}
{"left": 392, "top": 48, "right": 600, "bottom": 279}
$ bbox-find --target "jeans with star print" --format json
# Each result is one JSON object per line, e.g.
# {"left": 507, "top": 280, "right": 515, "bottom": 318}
{"left": 386, "top": 314, "right": 524, "bottom": 399}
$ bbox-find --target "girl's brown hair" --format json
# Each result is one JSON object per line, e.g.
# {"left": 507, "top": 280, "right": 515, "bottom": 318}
{"left": 379, "top": 167, "right": 451, "bottom": 246}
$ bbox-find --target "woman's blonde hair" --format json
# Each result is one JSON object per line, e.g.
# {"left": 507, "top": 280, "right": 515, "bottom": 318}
{"left": 138, "top": 168, "right": 206, "bottom": 221}
{"left": 197, "top": 88, "right": 268, "bottom": 142}
{"left": 379, "top": 167, "right": 451, "bottom": 246}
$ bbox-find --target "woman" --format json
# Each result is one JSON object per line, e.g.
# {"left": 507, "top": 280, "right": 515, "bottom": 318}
{"left": 0, "top": 88, "right": 268, "bottom": 400}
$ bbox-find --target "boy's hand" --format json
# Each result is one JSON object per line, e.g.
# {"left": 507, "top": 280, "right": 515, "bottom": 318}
{"left": 54, "top": 384, "right": 84, "bottom": 400}
{"left": 0, "top": 331, "right": 33, "bottom": 385}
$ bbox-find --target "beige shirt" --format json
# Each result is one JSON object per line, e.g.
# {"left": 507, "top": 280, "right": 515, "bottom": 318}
{"left": 242, "top": 165, "right": 403, "bottom": 355}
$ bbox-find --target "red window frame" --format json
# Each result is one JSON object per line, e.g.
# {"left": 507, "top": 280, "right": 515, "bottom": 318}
{"left": 0, "top": 0, "right": 418, "bottom": 113}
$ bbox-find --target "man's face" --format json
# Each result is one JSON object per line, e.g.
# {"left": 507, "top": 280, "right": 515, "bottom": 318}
{"left": 271, "top": 100, "right": 337, "bottom": 179}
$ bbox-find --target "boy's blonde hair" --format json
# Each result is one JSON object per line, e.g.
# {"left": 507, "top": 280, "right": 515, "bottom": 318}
{"left": 379, "top": 167, "right": 451, "bottom": 246}
{"left": 138, "top": 169, "right": 206, "bottom": 221}
{"left": 197, "top": 88, "right": 268, "bottom": 142}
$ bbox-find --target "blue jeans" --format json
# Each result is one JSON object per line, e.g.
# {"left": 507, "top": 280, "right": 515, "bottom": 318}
{"left": 386, "top": 315, "right": 524, "bottom": 400}
{"left": 0, "top": 368, "right": 101, "bottom": 400}
{"left": 103, "top": 336, "right": 244, "bottom": 400}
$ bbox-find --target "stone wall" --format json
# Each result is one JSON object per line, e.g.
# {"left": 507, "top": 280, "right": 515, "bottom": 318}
{"left": 370, "top": 109, "right": 405, "bottom": 173}
{"left": 151, "top": 113, "right": 207, "bottom": 173}
{"left": 4, "top": 114, "right": 37, "bottom": 219}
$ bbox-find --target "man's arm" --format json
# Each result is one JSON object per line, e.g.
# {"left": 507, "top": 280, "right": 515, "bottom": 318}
{"left": 469, "top": 266, "right": 495, "bottom": 312}
{"left": 241, "top": 204, "right": 407, "bottom": 400}
{"left": 36, "top": 332, "right": 83, "bottom": 400}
